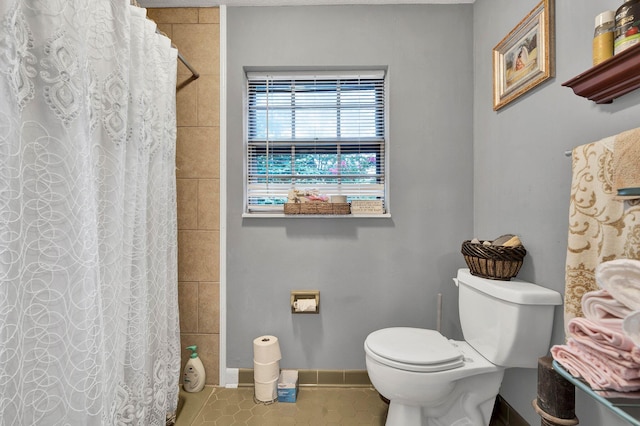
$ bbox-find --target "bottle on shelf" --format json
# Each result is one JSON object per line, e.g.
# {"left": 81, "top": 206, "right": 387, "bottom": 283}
{"left": 593, "top": 10, "right": 615, "bottom": 65}
{"left": 614, "top": 0, "right": 640, "bottom": 55}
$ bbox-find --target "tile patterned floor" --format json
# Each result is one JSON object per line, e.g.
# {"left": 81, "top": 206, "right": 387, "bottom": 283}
{"left": 175, "top": 386, "right": 519, "bottom": 425}
{"left": 176, "top": 386, "right": 389, "bottom": 425}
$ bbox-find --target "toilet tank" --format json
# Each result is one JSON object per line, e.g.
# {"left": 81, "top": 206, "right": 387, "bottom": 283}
{"left": 455, "top": 268, "right": 562, "bottom": 368}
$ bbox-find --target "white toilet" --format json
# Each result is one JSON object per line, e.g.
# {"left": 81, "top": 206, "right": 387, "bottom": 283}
{"left": 364, "top": 268, "right": 562, "bottom": 426}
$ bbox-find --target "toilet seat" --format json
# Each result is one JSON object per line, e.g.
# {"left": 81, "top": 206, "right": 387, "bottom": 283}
{"left": 365, "top": 327, "right": 464, "bottom": 372}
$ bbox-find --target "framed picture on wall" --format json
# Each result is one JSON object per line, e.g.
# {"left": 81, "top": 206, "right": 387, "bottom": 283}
{"left": 492, "top": 0, "right": 555, "bottom": 111}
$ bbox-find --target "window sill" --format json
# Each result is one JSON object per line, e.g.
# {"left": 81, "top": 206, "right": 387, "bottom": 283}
{"left": 242, "top": 213, "right": 391, "bottom": 219}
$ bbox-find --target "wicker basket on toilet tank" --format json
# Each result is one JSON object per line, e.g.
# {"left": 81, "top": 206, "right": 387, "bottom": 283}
{"left": 461, "top": 240, "right": 526, "bottom": 281}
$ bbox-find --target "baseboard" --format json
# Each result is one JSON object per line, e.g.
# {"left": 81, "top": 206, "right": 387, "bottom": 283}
{"left": 489, "top": 394, "right": 528, "bottom": 426}
{"left": 235, "top": 369, "right": 372, "bottom": 387}
{"left": 224, "top": 368, "right": 239, "bottom": 388}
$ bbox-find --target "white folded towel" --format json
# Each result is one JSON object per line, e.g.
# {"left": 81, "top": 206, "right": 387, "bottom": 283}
{"left": 596, "top": 259, "right": 640, "bottom": 310}
{"left": 582, "top": 289, "right": 632, "bottom": 332}
{"left": 624, "top": 310, "right": 640, "bottom": 347}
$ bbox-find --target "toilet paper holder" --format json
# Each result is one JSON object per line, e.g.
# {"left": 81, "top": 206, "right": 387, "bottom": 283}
{"left": 290, "top": 290, "right": 320, "bottom": 314}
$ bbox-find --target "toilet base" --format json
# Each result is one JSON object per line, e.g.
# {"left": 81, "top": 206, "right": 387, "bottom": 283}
{"left": 366, "top": 339, "right": 505, "bottom": 426}
{"left": 386, "top": 402, "right": 422, "bottom": 425}
{"left": 385, "top": 390, "right": 497, "bottom": 426}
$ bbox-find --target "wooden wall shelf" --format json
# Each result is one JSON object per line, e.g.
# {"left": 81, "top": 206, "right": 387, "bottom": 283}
{"left": 562, "top": 44, "right": 640, "bottom": 104}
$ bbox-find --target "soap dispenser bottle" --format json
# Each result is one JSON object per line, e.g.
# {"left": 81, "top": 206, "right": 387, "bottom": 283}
{"left": 183, "top": 345, "right": 206, "bottom": 392}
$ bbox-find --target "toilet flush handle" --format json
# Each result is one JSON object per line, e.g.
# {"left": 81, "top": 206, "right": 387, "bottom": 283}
{"left": 452, "top": 278, "right": 459, "bottom": 287}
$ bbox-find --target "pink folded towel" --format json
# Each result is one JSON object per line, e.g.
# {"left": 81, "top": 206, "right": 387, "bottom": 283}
{"left": 552, "top": 343, "right": 640, "bottom": 394}
{"left": 568, "top": 317, "right": 640, "bottom": 364}
{"left": 596, "top": 259, "right": 640, "bottom": 310}
{"left": 582, "top": 289, "right": 631, "bottom": 332}
{"left": 568, "top": 339, "right": 640, "bottom": 380}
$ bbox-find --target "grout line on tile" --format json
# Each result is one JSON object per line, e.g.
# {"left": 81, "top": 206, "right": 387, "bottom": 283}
{"left": 187, "top": 386, "right": 217, "bottom": 426}
{"left": 195, "top": 280, "right": 200, "bottom": 332}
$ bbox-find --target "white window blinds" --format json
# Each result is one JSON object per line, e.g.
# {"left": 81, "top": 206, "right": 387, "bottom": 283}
{"left": 245, "top": 70, "right": 387, "bottom": 214}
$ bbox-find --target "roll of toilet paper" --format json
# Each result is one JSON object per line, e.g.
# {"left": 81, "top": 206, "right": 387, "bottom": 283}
{"left": 254, "top": 377, "right": 278, "bottom": 402}
{"left": 293, "top": 299, "right": 317, "bottom": 312}
{"left": 254, "top": 359, "right": 280, "bottom": 382}
{"left": 253, "top": 335, "right": 282, "bottom": 364}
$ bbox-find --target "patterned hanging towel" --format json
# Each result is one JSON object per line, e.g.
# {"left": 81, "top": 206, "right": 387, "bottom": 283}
{"left": 564, "top": 134, "right": 640, "bottom": 333}
{"left": 613, "top": 127, "right": 640, "bottom": 199}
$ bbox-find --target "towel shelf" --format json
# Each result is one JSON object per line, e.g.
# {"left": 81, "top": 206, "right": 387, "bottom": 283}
{"left": 553, "top": 360, "right": 640, "bottom": 425}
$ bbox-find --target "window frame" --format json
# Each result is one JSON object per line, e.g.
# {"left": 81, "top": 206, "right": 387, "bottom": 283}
{"left": 243, "top": 68, "right": 390, "bottom": 217}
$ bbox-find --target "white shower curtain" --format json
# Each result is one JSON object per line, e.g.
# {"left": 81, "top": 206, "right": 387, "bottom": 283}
{"left": 0, "top": 1, "right": 180, "bottom": 425}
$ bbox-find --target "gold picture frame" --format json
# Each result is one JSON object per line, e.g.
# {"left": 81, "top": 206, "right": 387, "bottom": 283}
{"left": 493, "top": 0, "right": 555, "bottom": 111}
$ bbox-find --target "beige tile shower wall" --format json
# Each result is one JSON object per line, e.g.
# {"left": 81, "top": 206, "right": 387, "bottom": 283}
{"left": 147, "top": 7, "right": 220, "bottom": 386}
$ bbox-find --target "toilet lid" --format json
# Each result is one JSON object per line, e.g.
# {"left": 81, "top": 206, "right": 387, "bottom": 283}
{"left": 365, "top": 327, "right": 464, "bottom": 372}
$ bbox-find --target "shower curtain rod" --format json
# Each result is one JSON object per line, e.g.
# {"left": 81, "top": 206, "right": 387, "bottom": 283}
{"left": 153, "top": 29, "right": 199, "bottom": 80}
{"left": 148, "top": 26, "right": 199, "bottom": 80}
{"left": 177, "top": 51, "right": 200, "bottom": 80}
{"left": 130, "top": 1, "right": 200, "bottom": 79}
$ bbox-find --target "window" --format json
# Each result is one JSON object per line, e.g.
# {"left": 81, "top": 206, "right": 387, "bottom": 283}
{"left": 245, "top": 70, "right": 387, "bottom": 214}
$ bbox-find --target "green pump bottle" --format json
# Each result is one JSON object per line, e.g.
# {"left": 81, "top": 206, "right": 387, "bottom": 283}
{"left": 183, "top": 345, "right": 206, "bottom": 392}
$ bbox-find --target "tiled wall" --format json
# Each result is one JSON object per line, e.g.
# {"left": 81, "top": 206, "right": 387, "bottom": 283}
{"left": 147, "top": 7, "right": 220, "bottom": 385}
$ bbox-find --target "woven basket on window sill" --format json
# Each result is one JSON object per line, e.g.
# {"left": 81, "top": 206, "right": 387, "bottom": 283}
{"left": 461, "top": 240, "right": 527, "bottom": 281}
{"left": 284, "top": 202, "right": 351, "bottom": 215}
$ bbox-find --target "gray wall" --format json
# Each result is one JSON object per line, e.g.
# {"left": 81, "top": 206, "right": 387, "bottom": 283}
{"left": 474, "top": 0, "right": 640, "bottom": 424}
{"left": 227, "top": 2, "right": 640, "bottom": 425}
{"left": 226, "top": 5, "right": 474, "bottom": 369}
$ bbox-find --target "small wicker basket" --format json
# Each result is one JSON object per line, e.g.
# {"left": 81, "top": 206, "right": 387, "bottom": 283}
{"left": 461, "top": 240, "right": 526, "bottom": 281}
{"left": 284, "top": 202, "right": 350, "bottom": 215}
